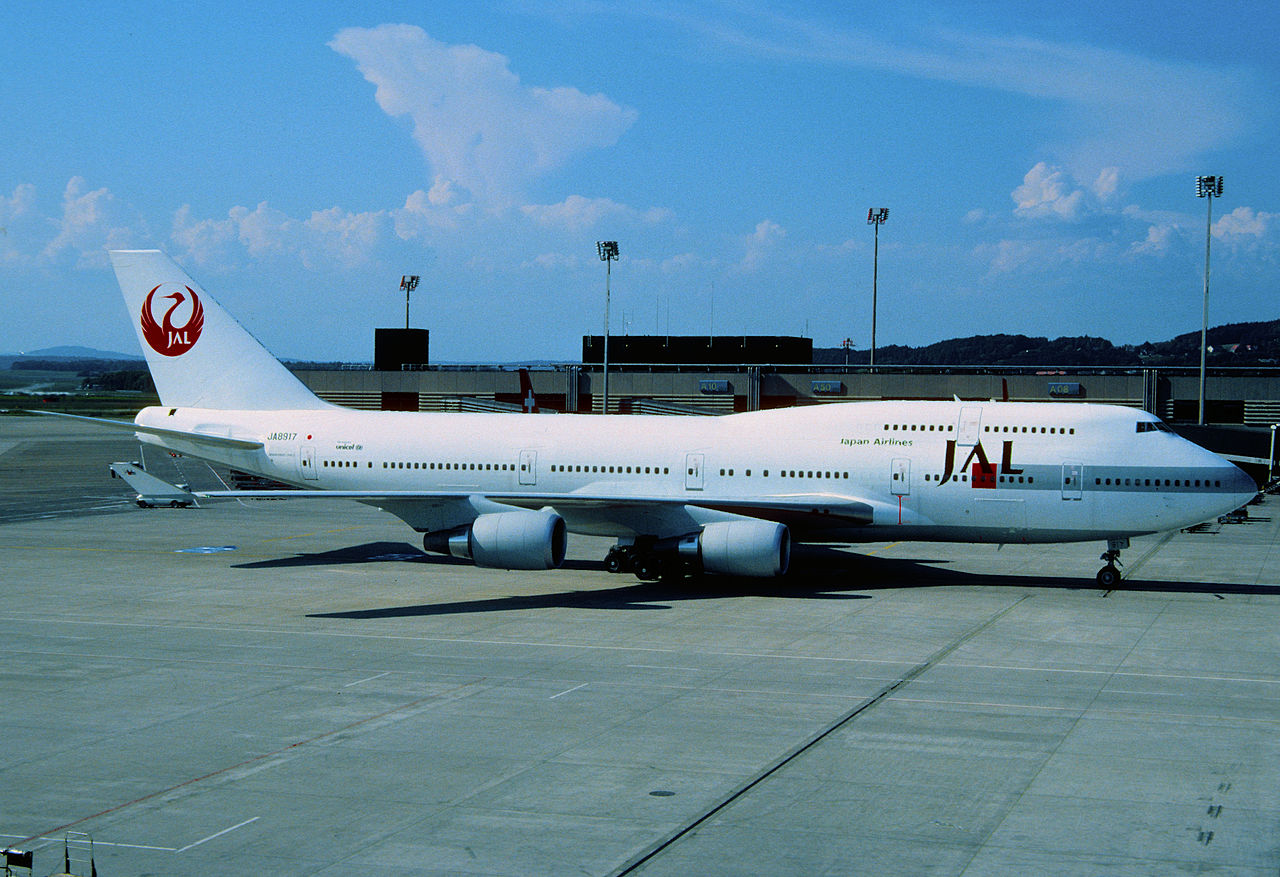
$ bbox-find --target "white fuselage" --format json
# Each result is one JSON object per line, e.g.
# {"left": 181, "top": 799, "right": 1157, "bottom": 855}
{"left": 137, "top": 399, "right": 1255, "bottom": 545}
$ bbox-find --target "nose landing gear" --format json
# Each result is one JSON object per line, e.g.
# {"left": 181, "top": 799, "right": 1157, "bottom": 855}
{"left": 1096, "top": 537, "right": 1129, "bottom": 588}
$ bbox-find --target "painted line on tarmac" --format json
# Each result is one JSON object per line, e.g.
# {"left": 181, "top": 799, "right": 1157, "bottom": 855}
{"left": 176, "top": 817, "right": 260, "bottom": 853}
{"left": 613, "top": 593, "right": 1033, "bottom": 876}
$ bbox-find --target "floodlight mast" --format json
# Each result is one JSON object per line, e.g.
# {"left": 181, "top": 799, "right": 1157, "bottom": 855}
{"left": 1195, "top": 176, "right": 1222, "bottom": 425}
{"left": 867, "top": 208, "right": 889, "bottom": 370}
{"left": 399, "top": 275, "right": 420, "bottom": 330}
{"left": 597, "top": 241, "right": 619, "bottom": 414}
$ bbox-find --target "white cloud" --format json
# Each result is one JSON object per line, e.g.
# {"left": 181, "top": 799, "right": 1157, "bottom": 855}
{"left": 0, "top": 182, "right": 36, "bottom": 221}
{"left": 330, "top": 24, "right": 637, "bottom": 207}
{"left": 1129, "top": 224, "right": 1176, "bottom": 256}
{"left": 522, "top": 195, "right": 631, "bottom": 232}
{"left": 1092, "top": 167, "right": 1120, "bottom": 200}
{"left": 1012, "top": 162, "right": 1086, "bottom": 220}
{"left": 739, "top": 219, "right": 786, "bottom": 271}
{"left": 171, "top": 204, "right": 238, "bottom": 268}
{"left": 0, "top": 183, "right": 40, "bottom": 264}
{"left": 171, "top": 201, "right": 389, "bottom": 271}
{"left": 669, "top": 9, "right": 1256, "bottom": 184}
{"left": 522, "top": 252, "right": 580, "bottom": 271}
{"left": 1213, "top": 206, "right": 1274, "bottom": 240}
{"left": 521, "top": 195, "right": 673, "bottom": 232}
{"left": 40, "top": 177, "right": 139, "bottom": 266}
{"left": 978, "top": 236, "right": 1111, "bottom": 275}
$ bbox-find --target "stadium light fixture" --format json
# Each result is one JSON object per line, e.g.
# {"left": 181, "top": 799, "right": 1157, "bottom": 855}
{"left": 597, "top": 242, "right": 619, "bottom": 414}
{"left": 399, "top": 275, "right": 419, "bottom": 330}
{"left": 866, "top": 209, "right": 889, "bottom": 370}
{"left": 1195, "top": 176, "right": 1222, "bottom": 425}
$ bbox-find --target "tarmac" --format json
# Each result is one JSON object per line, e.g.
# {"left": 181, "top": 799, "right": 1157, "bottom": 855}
{"left": 1, "top": 415, "right": 1279, "bottom": 876}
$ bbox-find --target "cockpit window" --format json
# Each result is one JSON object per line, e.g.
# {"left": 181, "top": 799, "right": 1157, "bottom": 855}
{"left": 1136, "top": 421, "right": 1173, "bottom": 433}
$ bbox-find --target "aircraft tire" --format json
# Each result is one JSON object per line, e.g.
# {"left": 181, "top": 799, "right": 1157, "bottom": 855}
{"left": 634, "top": 556, "right": 662, "bottom": 581}
{"left": 1096, "top": 565, "right": 1120, "bottom": 588}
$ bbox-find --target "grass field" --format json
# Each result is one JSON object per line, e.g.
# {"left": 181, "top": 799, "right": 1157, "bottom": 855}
{"left": 0, "top": 369, "right": 84, "bottom": 393}
{"left": 0, "top": 390, "right": 158, "bottom": 417}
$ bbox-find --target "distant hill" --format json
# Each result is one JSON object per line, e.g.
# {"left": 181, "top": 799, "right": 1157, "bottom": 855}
{"left": 816, "top": 320, "right": 1280, "bottom": 367}
{"left": 19, "top": 345, "right": 142, "bottom": 360}
{"left": 1, "top": 346, "right": 143, "bottom": 371}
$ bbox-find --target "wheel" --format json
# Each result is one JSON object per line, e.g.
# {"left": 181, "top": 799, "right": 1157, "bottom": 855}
{"left": 659, "top": 564, "right": 687, "bottom": 582}
{"left": 634, "top": 556, "right": 663, "bottom": 581}
{"left": 1096, "top": 565, "right": 1120, "bottom": 588}
{"left": 604, "top": 553, "right": 625, "bottom": 574}
{"left": 169, "top": 500, "right": 184, "bottom": 508}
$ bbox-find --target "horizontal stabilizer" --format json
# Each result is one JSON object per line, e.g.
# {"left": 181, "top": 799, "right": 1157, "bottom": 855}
{"left": 36, "top": 410, "right": 264, "bottom": 450}
{"left": 110, "top": 462, "right": 197, "bottom": 507}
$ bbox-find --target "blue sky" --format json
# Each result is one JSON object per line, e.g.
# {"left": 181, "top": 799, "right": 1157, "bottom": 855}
{"left": 2, "top": 1, "right": 1276, "bottom": 362}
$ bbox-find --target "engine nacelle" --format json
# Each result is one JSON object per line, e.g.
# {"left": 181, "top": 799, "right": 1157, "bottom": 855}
{"left": 423, "top": 510, "right": 567, "bottom": 570}
{"left": 680, "top": 520, "right": 790, "bottom": 577}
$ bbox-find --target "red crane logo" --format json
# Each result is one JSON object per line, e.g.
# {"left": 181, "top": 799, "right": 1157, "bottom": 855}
{"left": 141, "top": 284, "right": 204, "bottom": 356}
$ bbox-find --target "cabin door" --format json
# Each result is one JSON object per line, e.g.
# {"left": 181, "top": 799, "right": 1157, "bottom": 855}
{"left": 684, "top": 453, "right": 705, "bottom": 491}
{"left": 891, "top": 457, "right": 911, "bottom": 496}
{"left": 1061, "top": 462, "right": 1083, "bottom": 500}
{"left": 300, "top": 445, "right": 318, "bottom": 480}
{"left": 519, "top": 450, "right": 537, "bottom": 485}
{"left": 957, "top": 406, "right": 983, "bottom": 445}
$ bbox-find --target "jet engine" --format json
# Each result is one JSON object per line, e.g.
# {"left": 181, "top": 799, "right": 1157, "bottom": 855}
{"left": 678, "top": 519, "right": 790, "bottom": 577}
{"left": 423, "top": 510, "right": 567, "bottom": 570}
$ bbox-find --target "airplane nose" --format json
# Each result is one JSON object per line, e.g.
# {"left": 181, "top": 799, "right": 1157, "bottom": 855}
{"left": 1225, "top": 464, "right": 1258, "bottom": 506}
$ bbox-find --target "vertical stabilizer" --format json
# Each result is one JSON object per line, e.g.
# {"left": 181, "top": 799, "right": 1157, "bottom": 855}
{"left": 110, "top": 250, "right": 331, "bottom": 410}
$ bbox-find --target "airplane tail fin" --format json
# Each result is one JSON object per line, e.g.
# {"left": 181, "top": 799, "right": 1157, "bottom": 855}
{"left": 110, "top": 250, "right": 331, "bottom": 410}
{"left": 518, "top": 368, "right": 540, "bottom": 413}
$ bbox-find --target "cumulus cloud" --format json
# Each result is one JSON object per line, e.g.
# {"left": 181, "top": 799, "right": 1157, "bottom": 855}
{"left": 521, "top": 195, "right": 673, "bottom": 232}
{"left": 739, "top": 219, "right": 786, "bottom": 270}
{"left": 171, "top": 202, "right": 390, "bottom": 270}
{"left": 1129, "top": 223, "right": 1177, "bottom": 256}
{"left": 0, "top": 183, "right": 40, "bottom": 264}
{"left": 1010, "top": 162, "right": 1124, "bottom": 222}
{"left": 1214, "top": 206, "right": 1274, "bottom": 241}
{"left": 978, "top": 236, "right": 1111, "bottom": 275}
{"left": 330, "top": 24, "right": 637, "bottom": 206}
{"left": 1012, "top": 163, "right": 1086, "bottom": 220}
{"left": 40, "top": 177, "right": 139, "bottom": 266}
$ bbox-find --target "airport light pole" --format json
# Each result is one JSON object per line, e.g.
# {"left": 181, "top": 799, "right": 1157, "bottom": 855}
{"left": 399, "top": 275, "right": 419, "bottom": 329}
{"left": 1196, "top": 176, "right": 1222, "bottom": 425}
{"left": 867, "top": 208, "right": 889, "bottom": 370}
{"left": 597, "top": 241, "right": 619, "bottom": 414}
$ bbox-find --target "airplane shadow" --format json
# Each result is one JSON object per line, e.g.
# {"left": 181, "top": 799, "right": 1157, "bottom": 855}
{"left": 234, "top": 541, "right": 604, "bottom": 572}
{"left": 286, "top": 543, "right": 1276, "bottom": 620}
{"left": 234, "top": 541, "right": 451, "bottom": 569}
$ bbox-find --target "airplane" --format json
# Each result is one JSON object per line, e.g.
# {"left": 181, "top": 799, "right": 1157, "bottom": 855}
{"left": 50, "top": 249, "right": 1257, "bottom": 588}
{"left": 518, "top": 368, "right": 541, "bottom": 413}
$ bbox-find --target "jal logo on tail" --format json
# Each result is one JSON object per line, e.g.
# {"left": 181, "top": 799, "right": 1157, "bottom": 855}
{"left": 141, "top": 284, "right": 204, "bottom": 357}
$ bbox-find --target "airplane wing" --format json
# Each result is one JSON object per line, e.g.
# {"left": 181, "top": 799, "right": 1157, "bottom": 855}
{"left": 192, "top": 487, "right": 878, "bottom": 537}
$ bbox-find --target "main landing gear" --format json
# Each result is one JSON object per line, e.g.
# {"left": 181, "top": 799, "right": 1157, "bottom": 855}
{"left": 1096, "top": 537, "right": 1129, "bottom": 588}
{"left": 604, "top": 540, "right": 690, "bottom": 582}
